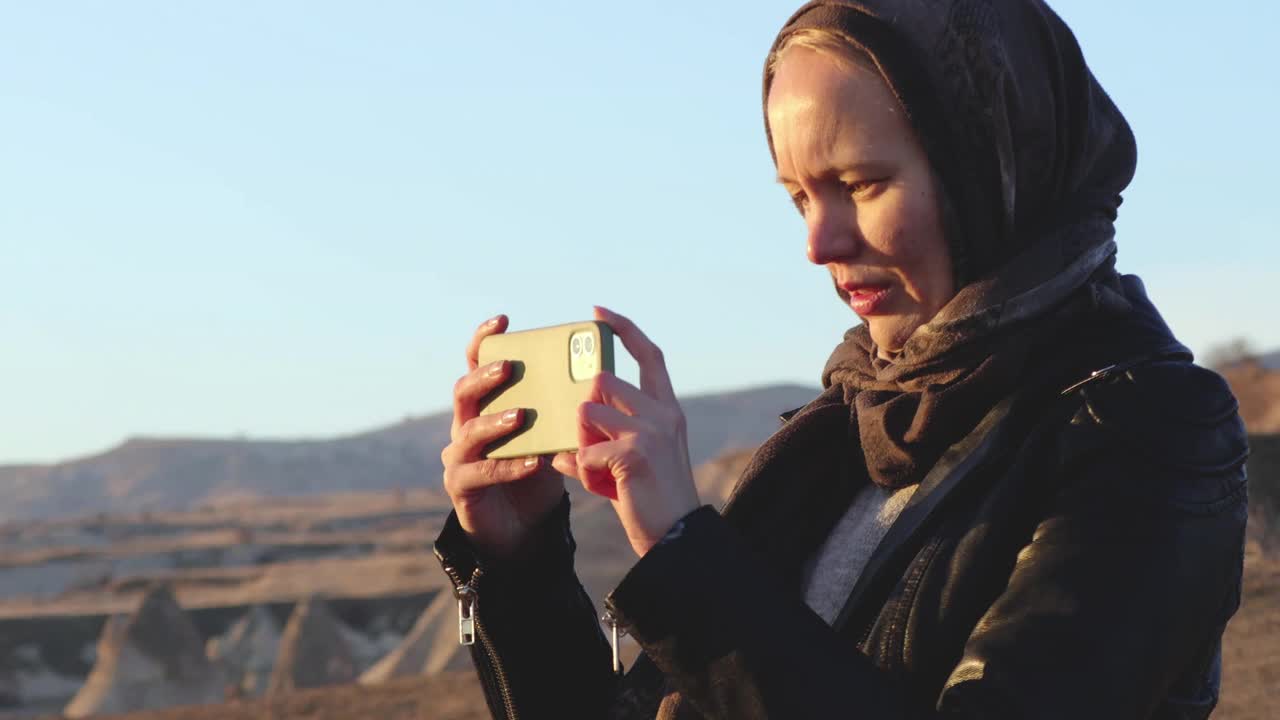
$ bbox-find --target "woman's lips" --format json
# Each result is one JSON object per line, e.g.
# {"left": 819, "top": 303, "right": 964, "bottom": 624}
{"left": 847, "top": 285, "right": 891, "bottom": 315}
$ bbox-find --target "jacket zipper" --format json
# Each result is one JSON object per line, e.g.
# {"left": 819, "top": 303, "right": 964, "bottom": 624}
{"left": 601, "top": 595, "right": 628, "bottom": 675}
{"left": 601, "top": 608, "right": 626, "bottom": 675}
{"left": 442, "top": 562, "right": 519, "bottom": 720}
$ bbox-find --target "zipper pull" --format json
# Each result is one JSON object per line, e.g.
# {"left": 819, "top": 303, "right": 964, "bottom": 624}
{"left": 601, "top": 608, "right": 628, "bottom": 675}
{"left": 455, "top": 570, "right": 479, "bottom": 646}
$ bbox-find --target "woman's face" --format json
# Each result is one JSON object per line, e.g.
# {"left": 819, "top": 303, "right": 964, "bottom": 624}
{"left": 767, "top": 47, "right": 954, "bottom": 356}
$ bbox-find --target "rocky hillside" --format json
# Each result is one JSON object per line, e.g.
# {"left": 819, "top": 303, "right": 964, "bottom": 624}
{"left": 0, "top": 385, "right": 819, "bottom": 523}
{"left": 1222, "top": 358, "right": 1280, "bottom": 434}
{"left": 1216, "top": 351, "right": 1280, "bottom": 550}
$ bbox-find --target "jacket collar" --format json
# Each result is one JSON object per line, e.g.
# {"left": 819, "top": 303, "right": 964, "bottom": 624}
{"left": 766, "top": 350, "right": 1172, "bottom": 640}
{"left": 830, "top": 392, "right": 1020, "bottom": 638}
{"left": 824, "top": 347, "right": 1180, "bottom": 640}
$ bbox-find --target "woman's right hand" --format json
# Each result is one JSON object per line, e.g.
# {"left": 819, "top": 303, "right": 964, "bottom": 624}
{"left": 441, "top": 314, "right": 571, "bottom": 559}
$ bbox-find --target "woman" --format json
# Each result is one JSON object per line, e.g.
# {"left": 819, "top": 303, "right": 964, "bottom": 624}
{"left": 435, "top": 1, "right": 1249, "bottom": 718}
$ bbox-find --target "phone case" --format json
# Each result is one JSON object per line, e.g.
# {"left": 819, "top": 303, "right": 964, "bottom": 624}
{"left": 476, "top": 320, "right": 615, "bottom": 459}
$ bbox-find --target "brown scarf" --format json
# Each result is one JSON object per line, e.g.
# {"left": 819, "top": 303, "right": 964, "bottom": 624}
{"left": 762, "top": 0, "right": 1146, "bottom": 489}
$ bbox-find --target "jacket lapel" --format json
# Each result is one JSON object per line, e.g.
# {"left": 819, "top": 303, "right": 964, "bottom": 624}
{"left": 831, "top": 393, "right": 1020, "bottom": 637}
{"left": 720, "top": 386, "right": 865, "bottom": 589}
{"left": 719, "top": 377, "right": 1033, "bottom": 633}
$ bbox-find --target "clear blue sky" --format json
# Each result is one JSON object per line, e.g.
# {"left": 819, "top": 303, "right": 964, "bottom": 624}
{"left": 2, "top": 1, "right": 1277, "bottom": 464}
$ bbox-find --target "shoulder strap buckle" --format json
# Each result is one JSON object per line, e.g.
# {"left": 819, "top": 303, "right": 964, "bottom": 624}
{"left": 1058, "top": 350, "right": 1189, "bottom": 397}
{"left": 1060, "top": 363, "right": 1119, "bottom": 396}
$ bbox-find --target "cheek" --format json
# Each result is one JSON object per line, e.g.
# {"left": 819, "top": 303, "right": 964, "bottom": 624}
{"left": 868, "top": 188, "right": 950, "bottom": 302}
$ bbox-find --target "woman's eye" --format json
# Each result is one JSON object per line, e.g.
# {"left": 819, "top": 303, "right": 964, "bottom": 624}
{"left": 789, "top": 190, "right": 809, "bottom": 213}
{"left": 843, "top": 179, "right": 879, "bottom": 196}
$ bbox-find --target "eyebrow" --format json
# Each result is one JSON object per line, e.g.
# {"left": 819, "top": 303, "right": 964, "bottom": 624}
{"left": 775, "top": 162, "right": 886, "bottom": 185}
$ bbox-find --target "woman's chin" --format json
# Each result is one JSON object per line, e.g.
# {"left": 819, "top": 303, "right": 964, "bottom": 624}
{"left": 865, "top": 320, "right": 913, "bottom": 356}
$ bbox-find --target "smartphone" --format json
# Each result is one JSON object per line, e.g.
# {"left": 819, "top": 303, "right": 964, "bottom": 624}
{"left": 476, "top": 320, "right": 615, "bottom": 459}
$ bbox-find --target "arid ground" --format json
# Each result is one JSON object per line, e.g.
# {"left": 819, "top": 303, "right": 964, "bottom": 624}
{"left": 1, "top": 376, "right": 1276, "bottom": 719}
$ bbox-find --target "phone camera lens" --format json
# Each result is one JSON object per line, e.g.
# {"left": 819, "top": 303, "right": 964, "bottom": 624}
{"left": 584, "top": 335, "right": 595, "bottom": 354}
{"left": 571, "top": 336, "right": 582, "bottom": 355}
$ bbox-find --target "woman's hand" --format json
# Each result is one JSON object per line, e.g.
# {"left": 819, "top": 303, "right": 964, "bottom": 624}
{"left": 552, "top": 306, "right": 701, "bottom": 557}
{"left": 441, "top": 314, "right": 570, "bottom": 559}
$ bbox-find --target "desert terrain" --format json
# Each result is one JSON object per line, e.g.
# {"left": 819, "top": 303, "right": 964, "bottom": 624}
{"left": 0, "top": 387, "right": 800, "bottom": 719}
{"left": 1, "top": 372, "right": 1276, "bottom": 719}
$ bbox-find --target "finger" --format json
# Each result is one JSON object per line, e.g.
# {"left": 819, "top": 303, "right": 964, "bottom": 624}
{"left": 575, "top": 409, "right": 618, "bottom": 500}
{"left": 444, "top": 455, "right": 545, "bottom": 498}
{"left": 579, "top": 471, "right": 619, "bottom": 501}
{"left": 574, "top": 437, "right": 631, "bottom": 501}
{"left": 593, "top": 306, "right": 677, "bottom": 404}
{"left": 449, "top": 407, "right": 526, "bottom": 462}
{"left": 578, "top": 399, "right": 612, "bottom": 456}
{"left": 589, "top": 371, "right": 666, "bottom": 419}
{"left": 450, "top": 360, "right": 513, "bottom": 441}
{"left": 550, "top": 452, "right": 578, "bottom": 479}
{"left": 580, "top": 400, "right": 650, "bottom": 441}
{"left": 466, "top": 314, "right": 509, "bottom": 371}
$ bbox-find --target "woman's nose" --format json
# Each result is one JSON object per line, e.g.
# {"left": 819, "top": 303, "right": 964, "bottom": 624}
{"left": 806, "top": 204, "right": 860, "bottom": 265}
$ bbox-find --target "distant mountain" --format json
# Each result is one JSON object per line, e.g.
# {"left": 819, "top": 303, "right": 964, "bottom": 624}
{"left": 0, "top": 384, "right": 819, "bottom": 523}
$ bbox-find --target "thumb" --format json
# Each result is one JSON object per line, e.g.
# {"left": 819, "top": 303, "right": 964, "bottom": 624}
{"left": 551, "top": 452, "right": 578, "bottom": 479}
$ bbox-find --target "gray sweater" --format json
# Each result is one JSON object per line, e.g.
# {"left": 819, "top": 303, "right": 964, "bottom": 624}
{"left": 800, "top": 482, "right": 920, "bottom": 625}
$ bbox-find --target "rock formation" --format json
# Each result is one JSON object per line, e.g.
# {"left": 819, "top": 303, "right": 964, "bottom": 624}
{"left": 359, "top": 590, "right": 470, "bottom": 684}
{"left": 266, "top": 595, "right": 356, "bottom": 694}
{"left": 0, "top": 653, "right": 18, "bottom": 708}
{"left": 693, "top": 447, "right": 756, "bottom": 510}
{"left": 337, "top": 619, "right": 400, "bottom": 675}
{"left": 3, "top": 642, "right": 83, "bottom": 710}
{"left": 63, "top": 584, "right": 227, "bottom": 718}
{"left": 205, "top": 605, "right": 281, "bottom": 697}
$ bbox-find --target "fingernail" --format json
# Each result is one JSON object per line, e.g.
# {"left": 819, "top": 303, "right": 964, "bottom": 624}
{"left": 501, "top": 409, "right": 520, "bottom": 425}
{"left": 486, "top": 361, "right": 505, "bottom": 378}
{"left": 524, "top": 456, "right": 539, "bottom": 468}
{"left": 483, "top": 316, "right": 500, "bottom": 328}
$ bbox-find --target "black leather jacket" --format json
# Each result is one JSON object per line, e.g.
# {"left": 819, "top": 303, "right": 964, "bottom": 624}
{"left": 433, "top": 355, "right": 1249, "bottom": 719}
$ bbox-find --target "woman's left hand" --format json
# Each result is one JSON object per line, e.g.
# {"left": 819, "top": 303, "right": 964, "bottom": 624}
{"left": 550, "top": 306, "right": 701, "bottom": 557}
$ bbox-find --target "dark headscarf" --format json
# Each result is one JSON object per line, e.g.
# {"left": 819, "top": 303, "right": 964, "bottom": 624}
{"left": 632, "top": 6, "right": 1190, "bottom": 713}
{"left": 761, "top": 0, "right": 1187, "bottom": 489}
